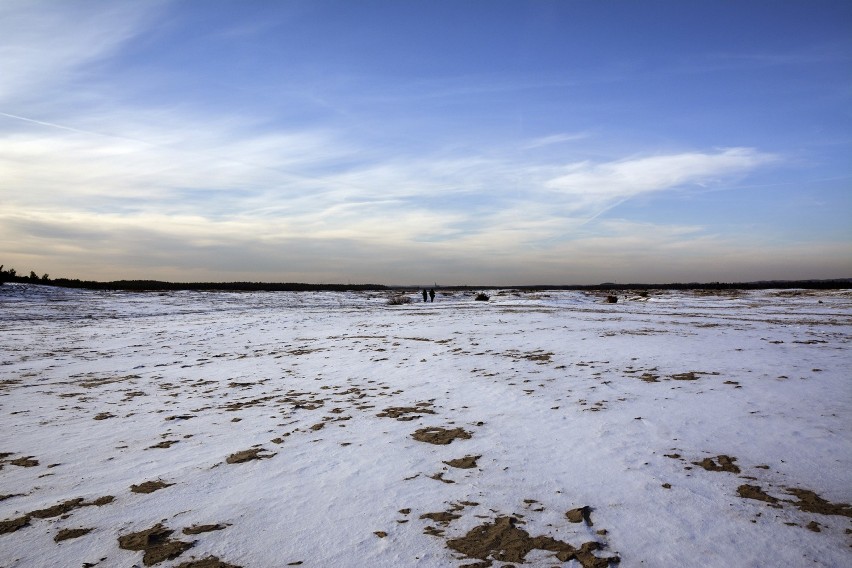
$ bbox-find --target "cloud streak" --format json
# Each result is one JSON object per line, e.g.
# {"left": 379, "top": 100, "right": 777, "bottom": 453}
{"left": 522, "top": 132, "right": 592, "bottom": 149}
{"left": 545, "top": 148, "right": 776, "bottom": 200}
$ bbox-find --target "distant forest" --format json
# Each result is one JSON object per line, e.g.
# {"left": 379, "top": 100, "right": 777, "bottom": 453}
{"left": 0, "top": 265, "right": 384, "bottom": 292}
{"left": 1, "top": 264, "right": 850, "bottom": 292}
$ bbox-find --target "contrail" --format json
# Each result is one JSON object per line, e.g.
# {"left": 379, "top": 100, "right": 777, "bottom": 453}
{"left": 578, "top": 197, "right": 630, "bottom": 227}
{"left": 1, "top": 111, "right": 107, "bottom": 137}
{"left": 0, "top": 110, "right": 154, "bottom": 147}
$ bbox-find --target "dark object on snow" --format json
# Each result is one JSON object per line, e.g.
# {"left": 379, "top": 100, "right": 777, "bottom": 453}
{"left": 422, "top": 289, "right": 428, "bottom": 302}
{"left": 605, "top": 295, "right": 618, "bottom": 303}
{"left": 429, "top": 289, "right": 435, "bottom": 302}
{"left": 566, "top": 506, "right": 593, "bottom": 526}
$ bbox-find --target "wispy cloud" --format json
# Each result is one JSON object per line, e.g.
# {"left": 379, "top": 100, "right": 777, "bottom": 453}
{"left": 545, "top": 148, "right": 776, "bottom": 200}
{"left": 0, "top": 0, "right": 162, "bottom": 105}
{"left": 521, "top": 132, "right": 591, "bottom": 150}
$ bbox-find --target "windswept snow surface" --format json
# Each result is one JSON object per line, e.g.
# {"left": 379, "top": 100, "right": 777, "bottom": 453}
{"left": 1, "top": 284, "right": 850, "bottom": 567}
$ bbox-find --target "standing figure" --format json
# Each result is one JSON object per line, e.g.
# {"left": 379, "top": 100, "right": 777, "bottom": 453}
{"left": 429, "top": 289, "right": 435, "bottom": 302}
{"left": 422, "top": 289, "right": 428, "bottom": 302}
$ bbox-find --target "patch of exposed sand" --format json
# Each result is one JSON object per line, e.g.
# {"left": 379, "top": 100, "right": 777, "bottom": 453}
{"left": 0, "top": 516, "right": 30, "bottom": 535}
{"left": 786, "top": 488, "right": 852, "bottom": 517}
{"left": 376, "top": 403, "right": 436, "bottom": 421}
{"left": 1, "top": 494, "right": 116, "bottom": 535}
{"left": 7, "top": 456, "right": 39, "bottom": 467}
{"left": 131, "top": 480, "right": 174, "bottom": 494}
{"left": 566, "top": 506, "right": 594, "bottom": 526}
{"left": 693, "top": 455, "right": 741, "bottom": 473}
{"left": 420, "top": 511, "right": 461, "bottom": 524}
{"left": 118, "top": 523, "right": 194, "bottom": 566}
{"left": 54, "top": 527, "right": 93, "bottom": 542}
{"left": 182, "top": 524, "right": 228, "bottom": 535}
{"left": 737, "top": 484, "right": 779, "bottom": 504}
{"left": 225, "top": 448, "right": 273, "bottom": 464}
{"left": 148, "top": 440, "right": 178, "bottom": 449}
{"left": 443, "top": 455, "right": 480, "bottom": 469}
{"left": 174, "top": 557, "right": 242, "bottom": 568}
{"left": 445, "top": 516, "right": 619, "bottom": 567}
{"left": 412, "top": 427, "right": 472, "bottom": 445}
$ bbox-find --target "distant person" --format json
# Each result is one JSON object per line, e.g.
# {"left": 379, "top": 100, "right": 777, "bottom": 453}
{"left": 429, "top": 288, "right": 435, "bottom": 302}
{"left": 422, "top": 289, "right": 428, "bottom": 302}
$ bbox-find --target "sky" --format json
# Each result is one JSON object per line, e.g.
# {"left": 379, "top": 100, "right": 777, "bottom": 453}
{"left": 1, "top": 0, "right": 850, "bottom": 285}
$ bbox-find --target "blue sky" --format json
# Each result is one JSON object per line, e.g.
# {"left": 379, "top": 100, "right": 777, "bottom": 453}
{"left": 1, "top": 0, "right": 850, "bottom": 284}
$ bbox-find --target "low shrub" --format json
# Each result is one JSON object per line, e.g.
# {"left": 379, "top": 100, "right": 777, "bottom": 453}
{"left": 474, "top": 293, "right": 490, "bottom": 301}
{"left": 387, "top": 295, "right": 413, "bottom": 305}
{"left": 605, "top": 295, "right": 618, "bottom": 303}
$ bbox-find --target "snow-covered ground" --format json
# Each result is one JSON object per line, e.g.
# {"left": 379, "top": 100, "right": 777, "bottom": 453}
{"left": 1, "top": 283, "right": 850, "bottom": 568}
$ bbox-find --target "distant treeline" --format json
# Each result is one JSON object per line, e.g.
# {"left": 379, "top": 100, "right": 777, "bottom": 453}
{"left": 53, "top": 279, "right": 387, "bottom": 292}
{"left": 0, "top": 266, "right": 385, "bottom": 292}
{"left": 435, "top": 280, "right": 852, "bottom": 292}
{"left": 1, "top": 264, "right": 850, "bottom": 291}
{"left": 442, "top": 278, "right": 852, "bottom": 292}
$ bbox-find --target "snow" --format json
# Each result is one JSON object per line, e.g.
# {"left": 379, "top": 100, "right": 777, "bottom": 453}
{"left": 1, "top": 283, "right": 850, "bottom": 567}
